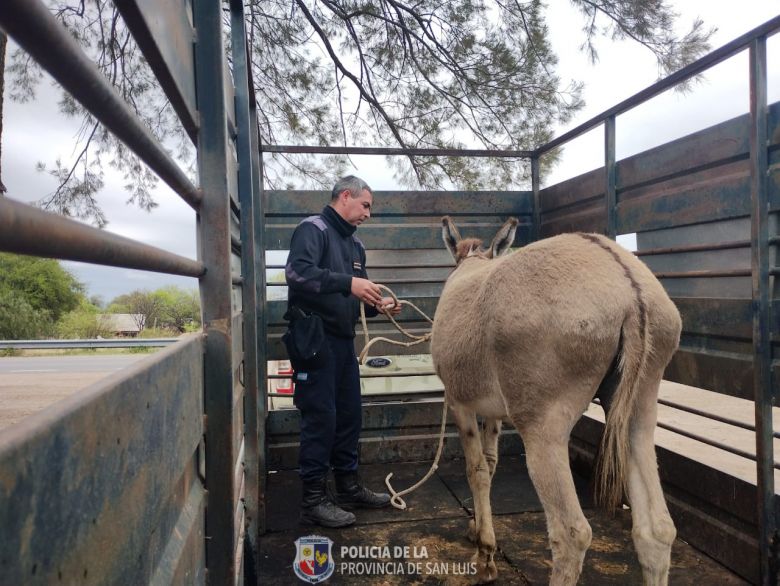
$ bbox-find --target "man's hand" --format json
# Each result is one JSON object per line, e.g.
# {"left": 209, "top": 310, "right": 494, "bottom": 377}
{"left": 351, "top": 277, "right": 383, "bottom": 306}
{"left": 379, "top": 297, "right": 402, "bottom": 316}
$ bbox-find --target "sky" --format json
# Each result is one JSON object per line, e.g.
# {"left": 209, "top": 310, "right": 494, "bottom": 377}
{"left": 2, "top": 1, "right": 779, "bottom": 302}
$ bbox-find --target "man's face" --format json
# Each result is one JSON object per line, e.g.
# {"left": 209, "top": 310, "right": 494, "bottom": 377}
{"left": 338, "top": 188, "right": 373, "bottom": 226}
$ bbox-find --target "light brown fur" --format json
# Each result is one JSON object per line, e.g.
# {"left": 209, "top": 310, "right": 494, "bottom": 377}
{"left": 432, "top": 217, "right": 681, "bottom": 585}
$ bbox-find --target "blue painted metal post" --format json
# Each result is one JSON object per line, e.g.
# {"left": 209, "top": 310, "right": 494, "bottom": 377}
{"left": 230, "top": 0, "right": 261, "bottom": 573}
{"left": 749, "top": 35, "right": 777, "bottom": 586}
{"left": 531, "top": 157, "right": 541, "bottom": 241}
{"left": 251, "top": 100, "right": 269, "bottom": 537}
{"left": 192, "top": 0, "right": 238, "bottom": 582}
{"left": 605, "top": 115, "right": 617, "bottom": 239}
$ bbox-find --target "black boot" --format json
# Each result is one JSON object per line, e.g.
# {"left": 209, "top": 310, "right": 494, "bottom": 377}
{"left": 335, "top": 471, "right": 391, "bottom": 509}
{"left": 300, "top": 478, "right": 356, "bottom": 528}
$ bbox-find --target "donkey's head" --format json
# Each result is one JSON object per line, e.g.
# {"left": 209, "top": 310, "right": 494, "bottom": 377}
{"left": 441, "top": 216, "right": 519, "bottom": 264}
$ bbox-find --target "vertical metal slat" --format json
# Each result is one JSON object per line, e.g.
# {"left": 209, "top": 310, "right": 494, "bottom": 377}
{"left": 252, "top": 108, "right": 269, "bottom": 536}
{"left": 531, "top": 157, "right": 541, "bottom": 242}
{"left": 749, "top": 35, "right": 777, "bottom": 586}
{"left": 605, "top": 115, "right": 617, "bottom": 239}
{"left": 229, "top": 0, "right": 261, "bottom": 571}
{"left": 193, "top": 0, "right": 237, "bottom": 583}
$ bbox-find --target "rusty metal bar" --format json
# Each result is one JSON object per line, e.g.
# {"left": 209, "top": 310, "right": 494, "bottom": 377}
{"left": 635, "top": 240, "right": 751, "bottom": 256}
{"left": 654, "top": 269, "right": 751, "bottom": 279}
{"left": 113, "top": 0, "right": 198, "bottom": 142}
{"left": 268, "top": 277, "right": 445, "bottom": 286}
{"left": 0, "top": 197, "right": 203, "bottom": 276}
{"left": 605, "top": 116, "right": 617, "bottom": 239}
{"left": 267, "top": 263, "right": 454, "bottom": 270}
{"left": 250, "top": 103, "right": 269, "bottom": 538}
{"left": 193, "top": 0, "right": 237, "bottom": 581}
{"left": 656, "top": 397, "right": 780, "bottom": 439}
{"left": 230, "top": 0, "right": 262, "bottom": 572}
{"left": 654, "top": 420, "right": 780, "bottom": 470}
{"left": 531, "top": 157, "right": 541, "bottom": 242}
{"left": 268, "top": 371, "right": 438, "bottom": 379}
{"left": 262, "top": 144, "right": 534, "bottom": 158}
{"left": 0, "top": 0, "right": 202, "bottom": 210}
{"left": 537, "top": 15, "right": 780, "bottom": 156}
{"left": 749, "top": 35, "right": 778, "bottom": 585}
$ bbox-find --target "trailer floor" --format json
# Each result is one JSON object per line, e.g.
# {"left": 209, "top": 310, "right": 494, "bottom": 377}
{"left": 258, "top": 457, "right": 747, "bottom": 585}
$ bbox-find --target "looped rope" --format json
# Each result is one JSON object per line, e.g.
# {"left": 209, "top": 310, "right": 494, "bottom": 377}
{"left": 358, "top": 283, "right": 445, "bottom": 510}
{"left": 384, "top": 398, "right": 448, "bottom": 509}
{"left": 358, "top": 284, "right": 433, "bottom": 365}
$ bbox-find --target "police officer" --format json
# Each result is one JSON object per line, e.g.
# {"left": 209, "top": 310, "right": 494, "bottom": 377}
{"left": 285, "top": 175, "right": 401, "bottom": 527}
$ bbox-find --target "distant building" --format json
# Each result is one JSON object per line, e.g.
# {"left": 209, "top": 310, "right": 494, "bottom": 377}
{"left": 98, "top": 314, "right": 144, "bottom": 337}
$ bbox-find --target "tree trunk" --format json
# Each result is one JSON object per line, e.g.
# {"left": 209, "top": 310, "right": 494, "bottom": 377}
{"left": 0, "top": 31, "right": 6, "bottom": 194}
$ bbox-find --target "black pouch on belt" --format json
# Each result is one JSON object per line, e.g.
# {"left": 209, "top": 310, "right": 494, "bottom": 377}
{"left": 282, "top": 306, "right": 329, "bottom": 370}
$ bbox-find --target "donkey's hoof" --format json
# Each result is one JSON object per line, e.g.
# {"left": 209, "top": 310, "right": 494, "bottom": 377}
{"left": 470, "top": 549, "right": 498, "bottom": 584}
{"left": 467, "top": 518, "right": 477, "bottom": 543}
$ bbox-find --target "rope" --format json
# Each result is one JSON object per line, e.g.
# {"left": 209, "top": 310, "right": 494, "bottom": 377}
{"left": 385, "top": 397, "right": 448, "bottom": 510}
{"left": 358, "top": 283, "right": 445, "bottom": 510}
{"left": 358, "top": 284, "right": 433, "bottom": 365}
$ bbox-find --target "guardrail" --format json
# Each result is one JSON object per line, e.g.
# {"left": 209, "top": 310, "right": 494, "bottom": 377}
{"left": 0, "top": 338, "right": 179, "bottom": 350}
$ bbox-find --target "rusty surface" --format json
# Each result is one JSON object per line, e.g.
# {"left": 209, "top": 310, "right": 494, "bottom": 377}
{"left": 265, "top": 219, "right": 532, "bottom": 251}
{"left": 192, "top": 0, "right": 241, "bottom": 580}
{"left": 665, "top": 346, "right": 753, "bottom": 399}
{"left": 0, "top": 197, "right": 204, "bottom": 276}
{"left": 114, "top": 0, "right": 198, "bottom": 142}
{"left": 0, "top": 336, "right": 205, "bottom": 585}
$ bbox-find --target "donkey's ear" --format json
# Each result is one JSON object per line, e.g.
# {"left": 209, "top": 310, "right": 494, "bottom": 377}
{"left": 441, "top": 216, "right": 461, "bottom": 259}
{"left": 489, "top": 217, "right": 519, "bottom": 258}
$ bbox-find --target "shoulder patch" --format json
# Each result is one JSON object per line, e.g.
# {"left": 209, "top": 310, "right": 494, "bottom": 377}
{"left": 302, "top": 215, "right": 327, "bottom": 231}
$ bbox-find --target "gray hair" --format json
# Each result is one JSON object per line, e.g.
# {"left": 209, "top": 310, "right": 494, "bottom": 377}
{"left": 331, "top": 175, "right": 372, "bottom": 201}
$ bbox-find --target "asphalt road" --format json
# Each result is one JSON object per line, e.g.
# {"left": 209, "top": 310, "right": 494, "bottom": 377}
{"left": 0, "top": 354, "right": 149, "bottom": 374}
{"left": 0, "top": 353, "right": 152, "bottom": 432}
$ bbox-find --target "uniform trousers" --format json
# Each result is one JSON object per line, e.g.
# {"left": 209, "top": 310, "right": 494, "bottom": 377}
{"left": 293, "top": 334, "right": 362, "bottom": 483}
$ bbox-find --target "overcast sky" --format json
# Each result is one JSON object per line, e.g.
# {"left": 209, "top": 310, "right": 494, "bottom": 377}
{"left": 3, "top": 1, "right": 779, "bottom": 302}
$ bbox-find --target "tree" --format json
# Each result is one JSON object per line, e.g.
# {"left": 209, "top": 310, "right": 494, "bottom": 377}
{"left": 154, "top": 286, "right": 200, "bottom": 333}
{"left": 108, "top": 289, "right": 163, "bottom": 331}
{"left": 0, "top": 252, "right": 84, "bottom": 339}
{"left": 57, "top": 298, "right": 112, "bottom": 339}
{"left": 0, "top": 252, "right": 84, "bottom": 322}
{"left": 0, "top": 288, "right": 53, "bottom": 340}
{"left": 4, "top": 1, "right": 714, "bottom": 225}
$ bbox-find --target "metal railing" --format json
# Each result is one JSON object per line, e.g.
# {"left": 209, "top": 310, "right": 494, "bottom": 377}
{"left": 0, "top": 338, "right": 178, "bottom": 350}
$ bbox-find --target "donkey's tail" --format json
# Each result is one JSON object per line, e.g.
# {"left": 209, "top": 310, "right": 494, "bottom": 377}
{"left": 593, "top": 274, "right": 653, "bottom": 510}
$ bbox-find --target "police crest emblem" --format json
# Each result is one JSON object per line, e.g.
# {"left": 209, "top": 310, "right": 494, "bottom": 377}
{"left": 293, "top": 535, "right": 335, "bottom": 583}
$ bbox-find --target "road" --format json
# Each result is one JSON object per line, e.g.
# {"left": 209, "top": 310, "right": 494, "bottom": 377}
{"left": 0, "top": 354, "right": 152, "bottom": 432}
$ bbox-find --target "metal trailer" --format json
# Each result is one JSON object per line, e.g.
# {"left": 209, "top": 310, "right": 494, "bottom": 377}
{"left": 0, "top": 1, "right": 778, "bottom": 584}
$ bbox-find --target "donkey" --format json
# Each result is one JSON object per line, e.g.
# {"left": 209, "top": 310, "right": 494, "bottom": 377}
{"left": 431, "top": 217, "right": 682, "bottom": 585}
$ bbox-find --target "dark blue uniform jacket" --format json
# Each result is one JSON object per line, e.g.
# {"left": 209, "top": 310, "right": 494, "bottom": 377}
{"left": 285, "top": 205, "right": 378, "bottom": 338}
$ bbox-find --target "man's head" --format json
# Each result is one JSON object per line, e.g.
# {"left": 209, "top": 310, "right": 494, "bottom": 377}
{"left": 330, "top": 175, "right": 373, "bottom": 226}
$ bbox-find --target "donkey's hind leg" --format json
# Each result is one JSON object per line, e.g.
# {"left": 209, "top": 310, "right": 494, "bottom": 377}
{"left": 468, "top": 418, "right": 503, "bottom": 544}
{"left": 518, "top": 413, "right": 592, "bottom": 586}
{"left": 626, "top": 369, "right": 676, "bottom": 586}
{"left": 450, "top": 404, "right": 498, "bottom": 583}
